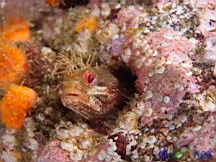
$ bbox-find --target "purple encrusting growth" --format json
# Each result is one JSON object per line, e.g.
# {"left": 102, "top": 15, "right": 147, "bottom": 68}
{"left": 112, "top": 26, "right": 198, "bottom": 126}
{"left": 117, "top": 6, "right": 143, "bottom": 27}
{"left": 177, "top": 113, "right": 216, "bottom": 160}
{"left": 37, "top": 134, "right": 124, "bottom": 162}
{"left": 37, "top": 140, "right": 72, "bottom": 162}
{"left": 112, "top": 37, "right": 131, "bottom": 57}
{"left": 203, "top": 35, "right": 216, "bottom": 65}
{"left": 83, "top": 128, "right": 140, "bottom": 161}
{"left": 193, "top": 0, "right": 216, "bottom": 37}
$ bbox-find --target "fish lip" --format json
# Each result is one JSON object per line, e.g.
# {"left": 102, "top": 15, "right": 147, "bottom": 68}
{"left": 65, "top": 93, "right": 79, "bottom": 97}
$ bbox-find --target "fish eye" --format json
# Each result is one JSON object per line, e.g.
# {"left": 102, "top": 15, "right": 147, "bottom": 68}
{"left": 83, "top": 70, "right": 96, "bottom": 86}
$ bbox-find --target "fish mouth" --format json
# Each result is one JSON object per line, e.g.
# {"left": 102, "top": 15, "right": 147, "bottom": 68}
{"left": 63, "top": 90, "right": 89, "bottom": 101}
{"left": 62, "top": 80, "right": 89, "bottom": 98}
{"left": 62, "top": 81, "right": 90, "bottom": 105}
{"left": 65, "top": 93, "right": 79, "bottom": 97}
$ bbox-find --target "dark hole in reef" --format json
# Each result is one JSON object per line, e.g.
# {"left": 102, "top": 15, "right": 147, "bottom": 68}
{"left": 183, "top": 92, "right": 192, "bottom": 100}
{"left": 112, "top": 65, "right": 137, "bottom": 103}
{"left": 59, "top": 0, "right": 89, "bottom": 9}
{"left": 108, "top": 8, "right": 121, "bottom": 20}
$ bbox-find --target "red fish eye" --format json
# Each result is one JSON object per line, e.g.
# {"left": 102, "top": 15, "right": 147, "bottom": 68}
{"left": 87, "top": 74, "right": 95, "bottom": 83}
{"left": 83, "top": 70, "right": 96, "bottom": 85}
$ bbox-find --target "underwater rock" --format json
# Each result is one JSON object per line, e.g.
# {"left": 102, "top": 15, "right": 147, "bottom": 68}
{"left": 204, "top": 35, "right": 216, "bottom": 64}
{"left": 177, "top": 113, "right": 216, "bottom": 161}
{"left": 112, "top": 28, "right": 198, "bottom": 126}
{"left": 37, "top": 140, "right": 72, "bottom": 162}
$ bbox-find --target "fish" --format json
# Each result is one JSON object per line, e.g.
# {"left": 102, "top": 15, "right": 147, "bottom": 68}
{"left": 61, "top": 66, "right": 123, "bottom": 120}
{"left": 58, "top": 45, "right": 123, "bottom": 120}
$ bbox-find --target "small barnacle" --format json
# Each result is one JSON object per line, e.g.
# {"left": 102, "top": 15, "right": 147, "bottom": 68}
{"left": 0, "top": 42, "right": 28, "bottom": 88}
{"left": 198, "top": 88, "right": 216, "bottom": 112}
{"left": 118, "top": 111, "right": 139, "bottom": 131}
{"left": 0, "top": 17, "right": 31, "bottom": 43}
{"left": 59, "top": 50, "right": 123, "bottom": 120}
{"left": 207, "top": 89, "right": 216, "bottom": 101}
{"left": 0, "top": 84, "right": 37, "bottom": 129}
{"left": 163, "top": 96, "right": 171, "bottom": 104}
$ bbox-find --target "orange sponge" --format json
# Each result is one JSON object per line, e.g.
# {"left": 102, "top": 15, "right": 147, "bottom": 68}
{"left": 0, "top": 42, "right": 28, "bottom": 88}
{"left": 75, "top": 16, "right": 98, "bottom": 33}
{"left": 47, "top": 0, "right": 60, "bottom": 7}
{"left": 0, "top": 84, "right": 37, "bottom": 129}
{"left": 0, "top": 17, "right": 31, "bottom": 43}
